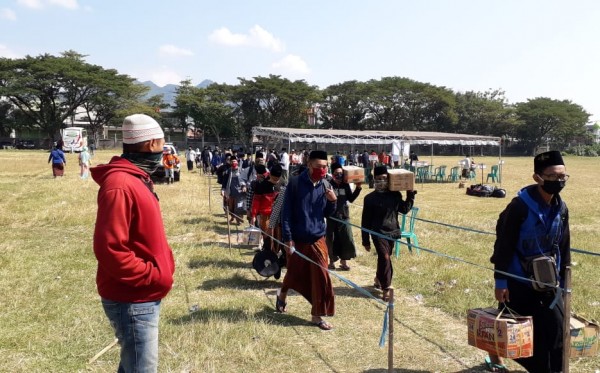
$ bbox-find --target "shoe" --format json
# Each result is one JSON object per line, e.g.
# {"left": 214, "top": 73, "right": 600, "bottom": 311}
{"left": 484, "top": 356, "right": 507, "bottom": 372}
{"left": 275, "top": 289, "right": 287, "bottom": 313}
{"left": 312, "top": 320, "right": 334, "bottom": 331}
{"left": 328, "top": 264, "right": 336, "bottom": 270}
{"left": 339, "top": 264, "right": 350, "bottom": 271}
{"left": 373, "top": 277, "right": 381, "bottom": 289}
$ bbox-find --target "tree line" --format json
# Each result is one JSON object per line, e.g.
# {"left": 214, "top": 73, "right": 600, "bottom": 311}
{"left": 0, "top": 51, "right": 592, "bottom": 154}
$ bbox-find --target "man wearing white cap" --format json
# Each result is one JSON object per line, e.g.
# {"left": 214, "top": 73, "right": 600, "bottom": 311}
{"left": 90, "top": 114, "right": 175, "bottom": 373}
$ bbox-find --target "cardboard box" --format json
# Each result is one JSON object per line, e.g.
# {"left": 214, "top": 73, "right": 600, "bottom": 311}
{"left": 467, "top": 308, "right": 534, "bottom": 359}
{"left": 342, "top": 166, "right": 365, "bottom": 184}
{"left": 387, "top": 169, "right": 415, "bottom": 191}
{"left": 570, "top": 314, "right": 599, "bottom": 358}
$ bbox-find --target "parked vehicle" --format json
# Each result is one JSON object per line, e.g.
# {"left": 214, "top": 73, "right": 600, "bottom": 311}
{"left": 61, "top": 127, "right": 88, "bottom": 152}
{"left": 16, "top": 140, "right": 36, "bottom": 149}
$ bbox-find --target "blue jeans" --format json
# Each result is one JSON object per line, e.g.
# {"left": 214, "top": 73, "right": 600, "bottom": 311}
{"left": 101, "top": 299, "right": 161, "bottom": 373}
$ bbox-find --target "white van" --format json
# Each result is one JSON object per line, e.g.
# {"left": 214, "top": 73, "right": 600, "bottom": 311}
{"left": 61, "top": 127, "right": 88, "bottom": 152}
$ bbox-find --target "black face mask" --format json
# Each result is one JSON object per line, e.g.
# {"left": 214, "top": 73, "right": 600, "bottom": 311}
{"left": 541, "top": 180, "right": 565, "bottom": 195}
{"left": 121, "top": 152, "right": 163, "bottom": 175}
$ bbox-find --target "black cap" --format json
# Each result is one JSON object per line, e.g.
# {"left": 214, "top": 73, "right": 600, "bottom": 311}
{"left": 330, "top": 162, "right": 342, "bottom": 171}
{"left": 534, "top": 150, "right": 564, "bottom": 174}
{"left": 309, "top": 150, "right": 327, "bottom": 160}
{"left": 374, "top": 165, "right": 388, "bottom": 176}
{"left": 255, "top": 164, "right": 267, "bottom": 175}
{"left": 270, "top": 164, "right": 283, "bottom": 177}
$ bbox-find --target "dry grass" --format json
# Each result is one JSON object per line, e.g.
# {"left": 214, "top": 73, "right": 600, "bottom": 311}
{"left": 0, "top": 149, "right": 598, "bottom": 372}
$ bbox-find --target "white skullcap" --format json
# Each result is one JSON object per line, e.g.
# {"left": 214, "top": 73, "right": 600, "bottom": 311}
{"left": 122, "top": 114, "right": 164, "bottom": 144}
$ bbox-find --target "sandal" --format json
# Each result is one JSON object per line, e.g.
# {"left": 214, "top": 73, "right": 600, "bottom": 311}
{"left": 484, "top": 356, "right": 508, "bottom": 372}
{"left": 275, "top": 289, "right": 287, "bottom": 313}
{"left": 327, "top": 264, "right": 336, "bottom": 270}
{"left": 373, "top": 277, "right": 381, "bottom": 289}
{"left": 312, "top": 320, "right": 334, "bottom": 331}
{"left": 339, "top": 264, "right": 350, "bottom": 271}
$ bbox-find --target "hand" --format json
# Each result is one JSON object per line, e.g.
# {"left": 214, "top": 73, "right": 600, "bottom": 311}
{"left": 284, "top": 241, "right": 295, "bottom": 256}
{"left": 325, "top": 186, "right": 337, "bottom": 202}
{"left": 220, "top": 190, "right": 225, "bottom": 197}
{"left": 363, "top": 244, "right": 371, "bottom": 252}
{"left": 241, "top": 186, "right": 247, "bottom": 193}
{"left": 249, "top": 217, "right": 256, "bottom": 226}
{"left": 495, "top": 288, "right": 510, "bottom": 303}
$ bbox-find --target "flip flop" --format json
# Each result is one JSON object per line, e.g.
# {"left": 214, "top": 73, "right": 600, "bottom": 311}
{"left": 275, "top": 289, "right": 287, "bottom": 313}
{"left": 327, "top": 264, "right": 336, "bottom": 270}
{"left": 484, "top": 356, "right": 508, "bottom": 372}
{"left": 339, "top": 265, "right": 350, "bottom": 271}
{"left": 312, "top": 320, "right": 334, "bottom": 331}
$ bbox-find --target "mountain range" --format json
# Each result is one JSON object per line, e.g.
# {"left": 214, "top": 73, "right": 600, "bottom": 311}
{"left": 138, "top": 79, "right": 214, "bottom": 106}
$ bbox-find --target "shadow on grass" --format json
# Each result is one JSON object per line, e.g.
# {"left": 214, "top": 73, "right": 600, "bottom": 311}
{"left": 364, "top": 369, "right": 430, "bottom": 373}
{"left": 333, "top": 285, "right": 383, "bottom": 300}
{"left": 197, "top": 272, "right": 281, "bottom": 291}
{"left": 188, "top": 257, "right": 248, "bottom": 270}
{"left": 168, "top": 305, "right": 309, "bottom": 328}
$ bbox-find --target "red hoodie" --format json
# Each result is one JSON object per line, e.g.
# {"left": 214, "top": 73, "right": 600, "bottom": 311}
{"left": 91, "top": 156, "right": 175, "bottom": 303}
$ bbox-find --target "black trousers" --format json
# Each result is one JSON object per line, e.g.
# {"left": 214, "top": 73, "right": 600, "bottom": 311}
{"left": 187, "top": 160, "right": 194, "bottom": 171}
{"left": 503, "top": 279, "right": 564, "bottom": 373}
{"left": 372, "top": 237, "right": 394, "bottom": 289}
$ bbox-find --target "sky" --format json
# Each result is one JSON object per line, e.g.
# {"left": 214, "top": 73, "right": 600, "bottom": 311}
{"left": 2, "top": 0, "right": 600, "bottom": 121}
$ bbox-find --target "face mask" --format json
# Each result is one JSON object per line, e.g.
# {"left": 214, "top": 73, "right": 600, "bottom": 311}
{"left": 541, "top": 180, "right": 565, "bottom": 195}
{"left": 374, "top": 180, "right": 388, "bottom": 192}
{"left": 333, "top": 174, "right": 343, "bottom": 181}
{"left": 122, "top": 151, "right": 163, "bottom": 175}
{"left": 310, "top": 167, "right": 327, "bottom": 181}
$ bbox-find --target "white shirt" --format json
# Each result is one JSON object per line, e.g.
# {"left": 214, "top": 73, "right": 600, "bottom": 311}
{"left": 280, "top": 152, "right": 289, "bottom": 170}
{"left": 185, "top": 149, "right": 197, "bottom": 162}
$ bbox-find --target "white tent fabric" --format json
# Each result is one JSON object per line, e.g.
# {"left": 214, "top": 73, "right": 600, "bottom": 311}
{"left": 251, "top": 127, "right": 500, "bottom": 146}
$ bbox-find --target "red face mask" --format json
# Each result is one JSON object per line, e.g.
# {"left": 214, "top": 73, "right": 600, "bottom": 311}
{"left": 311, "top": 167, "right": 327, "bottom": 181}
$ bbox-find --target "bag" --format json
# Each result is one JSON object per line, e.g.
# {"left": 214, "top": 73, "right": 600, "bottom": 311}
{"left": 528, "top": 255, "right": 559, "bottom": 292}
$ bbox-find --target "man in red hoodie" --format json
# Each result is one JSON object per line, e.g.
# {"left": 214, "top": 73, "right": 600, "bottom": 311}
{"left": 91, "top": 113, "right": 175, "bottom": 373}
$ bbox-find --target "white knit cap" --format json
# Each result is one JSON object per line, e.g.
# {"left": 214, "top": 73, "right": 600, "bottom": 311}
{"left": 122, "top": 114, "right": 164, "bottom": 144}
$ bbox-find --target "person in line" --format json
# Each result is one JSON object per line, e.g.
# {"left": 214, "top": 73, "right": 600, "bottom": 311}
{"left": 409, "top": 150, "right": 419, "bottom": 170}
{"left": 490, "top": 150, "right": 570, "bottom": 373}
{"left": 91, "top": 114, "right": 175, "bottom": 372}
{"left": 78, "top": 146, "right": 91, "bottom": 179}
{"left": 361, "top": 165, "right": 415, "bottom": 301}
{"left": 279, "top": 147, "right": 289, "bottom": 184}
{"left": 326, "top": 162, "right": 362, "bottom": 271}
{"left": 48, "top": 142, "right": 67, "bottom": 178}
{"left": 249, "top": 164, "right": 282, "bottom": 251}
{"left": 221, "top": 158, "right": 245, "bottom": 224}
{"left": 276, "top": 150, "right": 337, "bottom": 330}
{"left": 184, "top": 146, "right": 196, "bottom": 172}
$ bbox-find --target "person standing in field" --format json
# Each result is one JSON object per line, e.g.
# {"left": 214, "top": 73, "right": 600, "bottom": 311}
{"left": 276, "top": 150, "right": 337, "bottom": 330}
{"left": 184, "top": 146, "right": 196, "bottom": 172}
{"left": 48, "top": 142, "right": 67, "bottom": 178}
{"left": 90, "top": 114, "right": 175, "bottom": 373}
{"left": 490, "top": 150, "right": 570, "bottom": 373}
{"left": 326, "top": 162, "right": 362, "bottom": 271}
{"left": 78, "top": 146, "right": 91, "bottom": 179}
{"left": 361, "top": 165, "right": 415, "bottom": 301}
{"left": 162, "top": 148, "right": 177, "bottom": 184}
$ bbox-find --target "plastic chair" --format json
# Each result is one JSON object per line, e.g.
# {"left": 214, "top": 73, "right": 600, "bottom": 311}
{"left": 433, "top": 165, "right": 447, "bottom": 182}
{"left": 394, "top": 207, "right": 419, "bottom": 257}
{"left": 416, "top": 166, "right": 427, "bottom": 182}
{"left": 486, "top": 165, "right": 499, "bottom": 183}
{"left": 447, "top": 166, "right": 460, "bottom": 182}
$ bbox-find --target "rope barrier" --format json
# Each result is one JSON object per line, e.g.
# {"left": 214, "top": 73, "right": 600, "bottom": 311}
{"left": 214, "top": 190, "right": 392, "bottom": 347}
{"left": 349, "top": 202, "right": 600, "bottom": 257}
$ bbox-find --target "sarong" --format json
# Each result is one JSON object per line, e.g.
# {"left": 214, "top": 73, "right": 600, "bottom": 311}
{"left": 52, "top": 163, "right": 64, "bottom": 177}
{"left": 282, "top": 236, "right": 335, "bottom": 317}
{"left": 326, "top": 218, "right": 357, "bottom": 262}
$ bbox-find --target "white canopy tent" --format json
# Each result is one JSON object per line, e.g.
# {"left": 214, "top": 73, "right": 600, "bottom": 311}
{"left": 252, "top": 127, "right": 504, "bottom": 184}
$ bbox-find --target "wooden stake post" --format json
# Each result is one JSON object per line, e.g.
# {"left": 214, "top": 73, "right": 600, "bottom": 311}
{"left": 562, "top": 266, "right": 572, "bottom": 373}
{"left": 388, "top": 288, "right": 394, "bottom": 373}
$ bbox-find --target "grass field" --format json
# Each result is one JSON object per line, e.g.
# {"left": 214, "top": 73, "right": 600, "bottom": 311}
{"left": 0, "top": 149, "right": 598, "bottom": 372}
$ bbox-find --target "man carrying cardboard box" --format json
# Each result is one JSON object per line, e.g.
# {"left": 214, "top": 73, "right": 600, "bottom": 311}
{"left": 490, "top": 150, "right": 571, "bottom": 372}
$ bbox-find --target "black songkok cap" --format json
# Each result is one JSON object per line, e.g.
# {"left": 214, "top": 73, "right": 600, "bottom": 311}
{"left": 374, "top": 165, "right": 388, "bottom": 176}
{"left": 270, "top": 164, "right": 283, "bottom": 177}
{"left": 255, "top": 164, "right": 268, "bottom": 175}
{"left": 309, "top": 150, "right": 328, "bottom": 160}
{"left": 256, "top": 151, "right": 264, "bottom": 159}
{"left": 330, "top": 162, "right": 343, "bottom": 172}
{"left": 534, "top": 150, "right": 564, "bottom": 174}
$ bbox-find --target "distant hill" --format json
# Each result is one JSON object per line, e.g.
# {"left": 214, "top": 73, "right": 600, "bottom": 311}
{"left": 137, "top": 79, "right": 214, "bottom": 106}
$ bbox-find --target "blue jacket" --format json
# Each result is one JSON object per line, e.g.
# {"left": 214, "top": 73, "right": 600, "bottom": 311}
{"left": 281, "top": 171, "right": 336, "bottom": 244}
{"left": 491, "top": 185, "right": 570, "bottom": 289}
